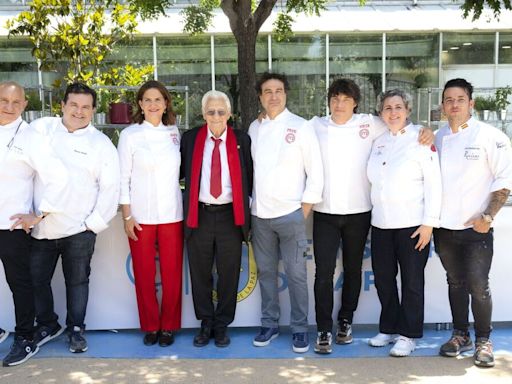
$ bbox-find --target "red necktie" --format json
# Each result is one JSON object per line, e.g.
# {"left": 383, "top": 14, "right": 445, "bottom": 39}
{"left": 210, "top": 137, "right": 222, "bottom": 198}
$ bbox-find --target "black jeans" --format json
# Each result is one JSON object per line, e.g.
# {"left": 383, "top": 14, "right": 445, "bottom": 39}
{"left": 371, "top": 226, "right": 429, "bottom": 338}
{"left": 434, "top": 228, "right": 493, "bottom": 339}
{"left": 313, "top": 211, "right": 371, "bottom": 331}
{"left": 186, "top": 205, "right": 242, "bottom": 330}
{"left": 30, "top": 231, "right": 96, "bottom": 331}
{"left": 0, "top": 230, "right": 34, "bottom": 338}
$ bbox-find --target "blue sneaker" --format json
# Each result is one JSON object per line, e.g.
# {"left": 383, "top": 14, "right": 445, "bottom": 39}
{"left": 253, "top": 327, "right": 279, "bottom": 347}
{"left": 2, "top": 336, "right": 39, "bottom": 367}
{"left": 292, "top": 332, "right": 310, "bottom": 353}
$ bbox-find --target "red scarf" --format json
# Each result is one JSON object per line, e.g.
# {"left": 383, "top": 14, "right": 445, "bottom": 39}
{"left": 186, "top": 124, "right": 245, "bottom": 228}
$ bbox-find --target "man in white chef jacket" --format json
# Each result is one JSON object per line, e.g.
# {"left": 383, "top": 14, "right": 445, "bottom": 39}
{"left": 434, "top": 78, "right": 512, "bottom": 368}
{"left": 249, "top": 72, "right": 323, "bottom": 353}
{"left": 29, "top": 83, "right": 120, "bottom": 355}
{"left": 0, "top": 81, "right": 67, "bottom": 367}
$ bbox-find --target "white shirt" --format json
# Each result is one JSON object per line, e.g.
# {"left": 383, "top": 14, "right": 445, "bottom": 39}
{"left": 30, "top": 117, "right": 120, "bottom": 239}
{"left": 367, "top": 123, "right": 442, "bottom": 229}
{"left": 312, "top": 114, "right": 387, "bottom": 215}
{"left": 0, "top": 117, "right": 68, "bottom": 230}
{"left": 199, "top": 128, "right": 233, "bottom": 205}
{"left": 435, "top": 117, "right": 512, "bottom": 230}
{"left": 248, "top": 108, "right": 324, "bottom": 219}
{"left": 118, "top": 121, "right": 183, "bottom": 224}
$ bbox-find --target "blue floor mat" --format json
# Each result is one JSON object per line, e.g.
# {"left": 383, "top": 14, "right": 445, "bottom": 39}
{"left": 1, "top": 324, "right": 511, "bottom": 360}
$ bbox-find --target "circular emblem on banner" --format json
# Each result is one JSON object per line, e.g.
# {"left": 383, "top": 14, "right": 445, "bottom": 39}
{"left": 285, "top": 133, "right": 296, "bottom": 143}
{"left": 359, "top": 128, "right": 370, "bottom": 139}
{"left": 212, "top": 242, "right": 258, "bottom": 303}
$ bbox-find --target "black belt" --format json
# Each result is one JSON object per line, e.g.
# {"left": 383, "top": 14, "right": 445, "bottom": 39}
{"left": 199, "top": 202, "right": 233, "bottom": 212}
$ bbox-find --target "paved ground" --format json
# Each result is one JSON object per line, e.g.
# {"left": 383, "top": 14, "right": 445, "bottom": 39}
{"left": 1, "top": 355, "right": 511, "bottom": 384}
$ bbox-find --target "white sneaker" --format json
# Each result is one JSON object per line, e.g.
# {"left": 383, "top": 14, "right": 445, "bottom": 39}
{"left": 368, "top": 333, "right": 397, "bottom": 347}
{"left": 389, "top": 336, "right": 416, "bottom": 357}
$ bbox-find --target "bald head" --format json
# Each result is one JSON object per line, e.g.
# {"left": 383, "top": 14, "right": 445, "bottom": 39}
{"left": 0, "top": 81, "right": 28, "bottom": 126}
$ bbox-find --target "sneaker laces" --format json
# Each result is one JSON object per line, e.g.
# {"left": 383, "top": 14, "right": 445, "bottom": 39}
{"left": 294, "top": 333, "right": 306, "bottom": 342}
{"left": 318, "top": 332, "right": 330, "bottom": 343}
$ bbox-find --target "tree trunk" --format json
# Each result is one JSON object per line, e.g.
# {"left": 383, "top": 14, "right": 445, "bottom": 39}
{"left": 235, "top": 29, "right": 258, "bottom": 132}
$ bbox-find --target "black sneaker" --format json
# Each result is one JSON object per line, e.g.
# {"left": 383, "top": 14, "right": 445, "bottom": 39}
{"left": 68, "top": 326, "right": 88, "bottom": 353}
{"left": 2, "top": 336, "right": 39, "bottom": 367}
{"left": 336, "top": 319, "right": 353, "bottom": 344}
{"left": 314, "top": 331, "right": 332, "bottom": 354}
{"left": 474, "top": 338, "right": 495, "bottom": 368}
{"left": 0, "top": 328, "right": 9, "bottom": 344}
{"left": 439, "top": 330, "right": 473, "bottom": 357}
{"left": 34, "top": 323, "right": 64, "bottom": 347}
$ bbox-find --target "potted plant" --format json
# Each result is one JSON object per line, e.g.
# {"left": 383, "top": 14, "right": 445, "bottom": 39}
{"left": 473, "top": 96, "right": 496, "bottom": 120}
{"left": 495, "top": 87, "right": 511, "bottom": 121}
{"left": 24, "top": 91, "right": 43, "bottom": 122}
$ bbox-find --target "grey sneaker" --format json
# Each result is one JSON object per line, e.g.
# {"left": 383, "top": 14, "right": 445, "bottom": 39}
{"left": 314, "top": 331, "right": 332, "bottom": 354}
{"left": 439, "top": 330, "right": 473, "bottom": 357}
{"left": 68, "top": 326, "right": 88, "bottom": 353}
{"left": 34, "top": 323, "right": 64, "bottom": 347}
{"left": 474, "top": 338, "right": 495, "bottom": 368}
{"left": 335, "top": 319, "right": 353, "bottom": 344}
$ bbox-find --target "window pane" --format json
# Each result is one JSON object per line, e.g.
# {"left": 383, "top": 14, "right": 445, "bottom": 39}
{"left": 499, "top": 32, "right": 512, "bottom": 64}
{"left": 213, "top": 35, "right": 268, "bottom": 127}
{"left": 442, "top": 32, "right": 495, "bottom": 65}
{"left": 271, "top": 34, "right": 326, "bottom": 119}
{"left": 0, "top": 37, "right": 38, "bottom": 86}
{"left": 329, "top": 34, "right": 382, "bottom": 114}
{"left": 156, "top": 35, "right": 211, "bottom": 129}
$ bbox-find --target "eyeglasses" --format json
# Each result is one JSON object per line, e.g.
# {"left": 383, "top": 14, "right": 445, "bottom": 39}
{"left": 206, "top": 110, "right": 227, "bottom": 116}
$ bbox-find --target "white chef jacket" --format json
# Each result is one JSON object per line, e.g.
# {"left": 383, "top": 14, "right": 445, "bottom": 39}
{"left": 435, "top": 117, "right": 512, "bottom": 230}
{"left": 118, "top": 121, "right": 183, "bottom": 224}
{"left": 199, "top": 128, "right": 233, "bottom": 205}
{"left": 367, "top": 123, "right": 442, "bottom": 229}
{"left": 0, "top": 117, "right": 68, "bottom": 230}
{"left": 248, "top": 108, "right": 324, "bottom": 219}
{"left": 312, "top": 114, "right": 387, "bottom": 215}
{"left": 30, "top": 117, "right": 120, "bottom": 239}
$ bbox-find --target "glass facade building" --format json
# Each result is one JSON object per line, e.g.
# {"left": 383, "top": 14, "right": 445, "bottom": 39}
{"left": 0, "top": 2, "right": 511, "bottom": 129}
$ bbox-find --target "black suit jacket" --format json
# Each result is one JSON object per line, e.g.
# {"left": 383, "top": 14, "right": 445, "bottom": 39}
{"left": 180, "top": 126, "right": 253, "bottom": 242}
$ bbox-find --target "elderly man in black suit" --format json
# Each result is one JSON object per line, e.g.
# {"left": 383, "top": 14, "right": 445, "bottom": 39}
{"left": 180, "top": 90, "right": 253, "bottom": 347}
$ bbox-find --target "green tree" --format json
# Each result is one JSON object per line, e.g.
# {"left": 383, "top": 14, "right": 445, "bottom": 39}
{"left": 6, "top": 0, "right": 141, "bottom": 85}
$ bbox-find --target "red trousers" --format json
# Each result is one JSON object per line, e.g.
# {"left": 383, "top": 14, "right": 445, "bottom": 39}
{"left": 128, "top": 222, "right": 183, "bottom": 331}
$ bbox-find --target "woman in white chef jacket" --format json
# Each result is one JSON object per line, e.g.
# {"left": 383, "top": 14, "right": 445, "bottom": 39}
{"left": 366, "top": 89, "right": 442, "bottom": 357}
{"left": 118, "top": 81, "right": 183, "bottom": 348}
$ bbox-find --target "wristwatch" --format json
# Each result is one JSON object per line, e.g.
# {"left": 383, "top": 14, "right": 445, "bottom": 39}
{"left": 481, "top": 213, "right": 493, "bottom": 224}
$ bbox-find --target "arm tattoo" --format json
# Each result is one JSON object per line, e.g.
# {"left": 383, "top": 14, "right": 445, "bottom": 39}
{"left": 484, "top": 188, "right": 510, "bottom": 218}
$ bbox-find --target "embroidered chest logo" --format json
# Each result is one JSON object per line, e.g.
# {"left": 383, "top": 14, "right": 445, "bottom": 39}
{"left": 359, "top": 124, "right": 370, "bottom": 139}
{"left": 170, "top": 132, "right": 179, "bottom": 145}
{"left": 285, "top": 128, "right": 296, "bottom": 144}
{"left": 464, "top": 146, "right": 481, "bottom": 160}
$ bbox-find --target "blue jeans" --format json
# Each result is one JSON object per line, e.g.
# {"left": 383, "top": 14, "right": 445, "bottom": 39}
{"left": 251, "top": 209, "right": 309, "bottom": 333}
{"left": 30, "top": 231, "right": 96, "bottom": 330}
{"left": 434, "top": 228, "right": 493, "bottom": 339}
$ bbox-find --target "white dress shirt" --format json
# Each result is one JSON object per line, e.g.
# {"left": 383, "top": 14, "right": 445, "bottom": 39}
{"left": 118, "top": 121, "right": 183, "bottom": 224}
{"left": 30, "top": 117, "right": 120, "bottom": 239}
{"left": 435, "top": 117, "right": 512, "bottom": 230}
{"left": 199, "top": 128, "right": 233, "bottom": 205}
{"left": 367, "top": 123, "right": 442, "bottom": 229}
{"left": 0, "top": 117, "right": 68, "bottom": 230}
{"left": 312, "top": 114, "right": 387, "bottom": 215}
{"left": 248, "top": 108, "right": 324, "bottom": 219}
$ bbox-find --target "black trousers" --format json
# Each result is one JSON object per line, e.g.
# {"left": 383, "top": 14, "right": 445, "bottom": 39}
{"left": 434, "top": 228, "right": 493, "bottom": 339}
{"left": 0, "top": 230, "right": 34, "bottom": 338}
{"left": 371, "top": 226, "right": 429, "bottom": 338}
{"left": 313, "top": 211, "right": 371, "bottom": 331}
{"left": 186, "top": 204, "right": 242, "bottom": 330}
